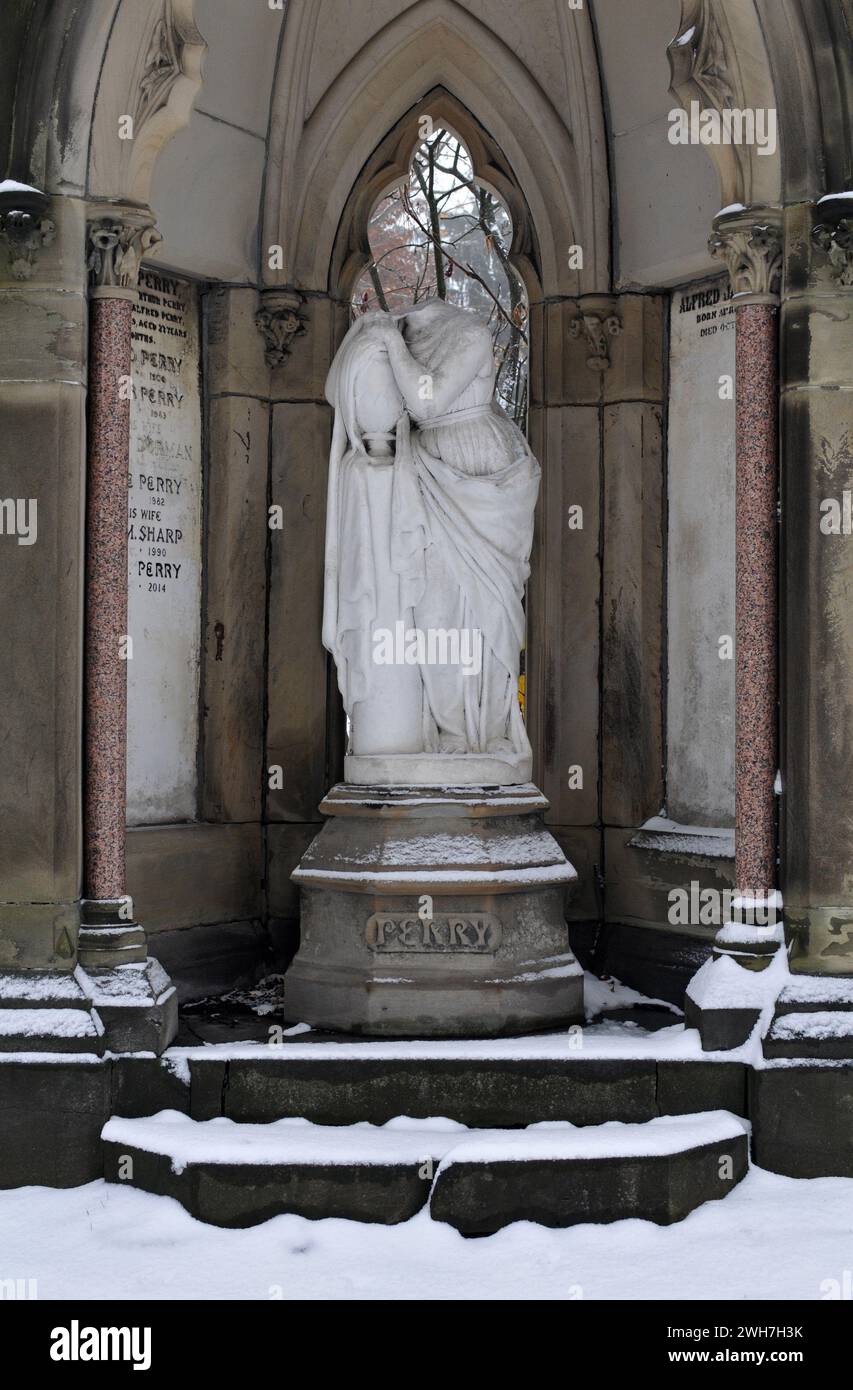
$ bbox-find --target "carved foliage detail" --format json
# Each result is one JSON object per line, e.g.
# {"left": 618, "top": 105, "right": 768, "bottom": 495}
{"left": 812, "top": 218, "right": 853, "bottom": 288}
{"left": 255, "top": 289, "right": 308, "bottom": 367}
{"left": 709, "top": 219, "right": 782, "bottom": 299}
{"left": 87, "top": 218, "right": 162, "bottom": 292}
{"left": 667, "top": 0, "right": 747, "bottom": 208}
{"left": 0, "top": 210, "right": 55, "bottom": 280}
{"left": 569, "top": 297, "right": 623, "bottom": 371}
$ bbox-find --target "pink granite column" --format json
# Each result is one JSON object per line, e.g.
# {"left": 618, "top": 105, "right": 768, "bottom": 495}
{"left": 711, "top": 211, "right": 783, "bottom": 942}
{"left": 81, "top": 214, "right": 160, "bottom": 961}
{"left": 734, "top": 301, "right": 778, "bottom": 895}
{"left": 84, "top": 294, "right": 133, "bottom": 903}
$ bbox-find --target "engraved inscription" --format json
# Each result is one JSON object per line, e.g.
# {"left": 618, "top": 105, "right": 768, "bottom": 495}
{"left": 365, "top": 913, "right": 503, "bottom": 953}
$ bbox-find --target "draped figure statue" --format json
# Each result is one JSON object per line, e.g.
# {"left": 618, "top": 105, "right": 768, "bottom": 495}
{"left": 323, "top": 299, "right": 540, "bottom": 782}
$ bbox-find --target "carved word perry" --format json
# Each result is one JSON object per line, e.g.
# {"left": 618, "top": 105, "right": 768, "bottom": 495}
{"left": 365, "top": 913, "right": 502, "bottom": 953}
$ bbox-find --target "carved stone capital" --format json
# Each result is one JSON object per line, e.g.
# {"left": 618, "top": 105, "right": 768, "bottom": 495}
{"left": 812, "top": 197, "right": 853, "bottom": 288}
{"left": 709, "top": 208, "right": 783, "bottom": 304}
{"left": 255, "top": 288, "right": 308, "bottom": 367}
{"left": 568, "top": 294, "right": 623, "bottom": 371}
{"left": 0, "top": 182, "right": 54, "bottom": 280}
{"left": 86, "top": 210, "right": 162, "bottom": 299}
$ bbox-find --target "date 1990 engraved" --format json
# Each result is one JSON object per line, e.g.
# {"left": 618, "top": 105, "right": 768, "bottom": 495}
{"left": 365, "top": 913, "right": 502, "bottom": 953}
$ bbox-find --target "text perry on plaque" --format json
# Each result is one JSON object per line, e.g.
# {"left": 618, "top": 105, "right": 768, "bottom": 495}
{"left": 365, "top": 913, "right": 503, "bottom": 953}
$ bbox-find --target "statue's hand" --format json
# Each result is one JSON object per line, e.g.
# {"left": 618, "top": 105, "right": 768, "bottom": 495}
{"left": 362, "top": 315, "right": 402, "bottom": 347}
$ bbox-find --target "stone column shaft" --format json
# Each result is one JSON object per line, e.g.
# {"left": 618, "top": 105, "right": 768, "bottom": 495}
{"left": 734, "top": 302, "right": 778, "bottom": 893}
{"left": 84, "top": 296, "right": 133, "bottom": 901}
{"left": 710, "top": 209, "right": 783, "bottom": 939}
{"left": 81, "top": 211, "right": 160, "bottom": 955}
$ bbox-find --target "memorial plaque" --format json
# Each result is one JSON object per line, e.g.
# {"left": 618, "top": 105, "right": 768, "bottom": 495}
{"left": 126, "top": 270, "right": 202, "bottom": 824}
{"left": 666, "top": 275, "right": 736, "bottom": 826}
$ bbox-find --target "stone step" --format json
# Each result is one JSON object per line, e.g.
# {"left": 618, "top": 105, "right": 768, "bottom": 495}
{"left": 101, "top": 1109, "right": 748, "bottom": 1231}
{"left": 430, "top": 1111, "right": 750, "bottom": 1234}
{"left": 166, "top": 1044, "right": 747, "bottom": 1129}
{"left": 0, "top": 972, "right": 91, "bottom": 1010}
{"left": 776, "top": 978, "right": 853, "bottom": 1015}
{"left": 764, "top": 1010, "right": 853, "bottom": 1059}
{"left": 0, "top": 1007, "right": 104, "bottom": 1054}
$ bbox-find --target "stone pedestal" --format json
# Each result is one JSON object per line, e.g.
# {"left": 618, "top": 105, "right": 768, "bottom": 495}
{"left": 288, "top": 783, "right": 582, "bottom": 1036}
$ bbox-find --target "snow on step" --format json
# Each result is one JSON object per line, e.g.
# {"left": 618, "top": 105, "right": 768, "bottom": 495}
{"left": 0, "top": 972, "right": 86, "bottom": 1005}
{"left": 101, "top": 1109, "right": 749, "bottom": 1231}
{"left": 778, "top": 977, "right": 853, "bottom": 1008}
{"left": 0, "top": 1008, "right": 101, "bottom": 1040}
{"left": 102, "top": 1111, "right": 467, "bottom": 1172}
{"left": 435, "top": 1111, "right": 748, "bottom": 1170}
{"left": 431, "top": 1112, "right": 750, "bottom": 1235}
{"left": 103, "top": 1109, "right": 746, "bottom": 1174}
{"left": 769, "top": 1011, "right": 853, "bottom": 1041}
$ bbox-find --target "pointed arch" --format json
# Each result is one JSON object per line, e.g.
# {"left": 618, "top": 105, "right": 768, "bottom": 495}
{"left": 263, "top": 0, "right": 609, "bottom": 297}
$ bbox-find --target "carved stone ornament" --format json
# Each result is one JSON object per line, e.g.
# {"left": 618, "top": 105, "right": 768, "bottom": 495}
{"left": 0, "top": 209, "right": 55, "bottom": 280}
{"left": 709, "top": 209, "right": 783, "bottom": 302}
{"left": 255, "top": 288, "right": 308, "bottom": 367}
{"left": 812, "top": 205, "right": 853, "bottom": 288}
{"left": 568, "top": 295, "right": 623, "bottom": 371}
{"left": 113, "top": 0, "right": 206, "bottom": 208}
{"left": 667, "top": 0, "right": 747, "bottom": 209}
{"left": 0, "top": 182, "right": 54, "bottom": 280}
{"left": 87, "top": 214, "right": 162, "bottom": 297}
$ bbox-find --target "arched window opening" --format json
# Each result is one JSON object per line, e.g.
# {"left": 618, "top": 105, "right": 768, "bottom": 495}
{"left": 352, "top": 126, "right": 529, "bottom": 427}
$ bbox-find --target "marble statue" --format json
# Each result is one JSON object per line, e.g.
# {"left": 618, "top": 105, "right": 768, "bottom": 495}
{"left": 323, "top": 299, "right": 540, "bottom": 784}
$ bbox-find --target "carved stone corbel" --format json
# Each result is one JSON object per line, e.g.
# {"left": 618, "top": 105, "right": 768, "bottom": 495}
{"left": 86, "top": 210, "right": 162, "bottom": 299}
{"left": 255, "top": 288, "right": 308, "bottom": 367}
{"left": 812, "top": 199, "right": 853, "bottom": 288}
{"left": 0, "top": 182, "right": 55, "bottom": 280}
{"left": 709, "top": 208, "right": 782, "bottom": 304}
{"left": 568, "top": 294, "right": 623, "bottom": 371}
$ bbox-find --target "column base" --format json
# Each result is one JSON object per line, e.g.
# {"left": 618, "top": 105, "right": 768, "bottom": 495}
{"left": 79, "top": 898, "right": 147, "bottom": 966}
{"left": 685, "top": 935, "right": 789, "bottom": 1052}
{"left": 287, "top": 782, "right": 583, "bottom": 1037}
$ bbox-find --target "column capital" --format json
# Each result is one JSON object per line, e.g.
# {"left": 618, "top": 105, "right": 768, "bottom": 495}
{"left": 255, "top": 287, "right": 308, "bottom": 367}
{"left": 567, "top": 293, "right": 623, "bottom": 371}
{"left": 709, "top": 207, "right": 783, "bottom": 307}
{"left": 86, "top": 206, "right": 161, "bottom": 301}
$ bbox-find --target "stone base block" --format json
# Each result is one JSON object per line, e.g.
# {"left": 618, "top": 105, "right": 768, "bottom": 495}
{"left": 0, "top": 1059, "right": 110, "bottom": 1187}
{"left": 77, "top": 959, "right": 178, "bottom": 1054}
{"left": 345, "top": 750, "right": 532, "bottom": 786}
{"left": 288, "top": 783, "right": 582, "bottom": 1036}
{"left": 751, "top": 1064, "right": 853, "bottom": 1177}
{"left": 684, "top": 993, "right": 761, "bottom": 1051}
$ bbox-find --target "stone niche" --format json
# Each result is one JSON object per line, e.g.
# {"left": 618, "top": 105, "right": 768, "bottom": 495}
{"left": 666, "top": 274, "right": 736, "bottom": 828}
{"left": 127, "top": 269, "right": 203, "bottom": 825}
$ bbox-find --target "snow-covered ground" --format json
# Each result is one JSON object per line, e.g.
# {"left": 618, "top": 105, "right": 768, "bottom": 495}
{"left": 1, "top": 1167, "right": 851, "bottom": 1301}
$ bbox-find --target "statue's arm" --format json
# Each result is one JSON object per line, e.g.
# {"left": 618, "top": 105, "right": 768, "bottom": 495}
{"left": 383, "top": 326, "right": 492, "bottom": 419}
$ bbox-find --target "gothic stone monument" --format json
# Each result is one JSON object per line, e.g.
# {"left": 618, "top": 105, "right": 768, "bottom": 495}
{"left": 288, "top": 302, "right": 582, "bottom": 1035}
